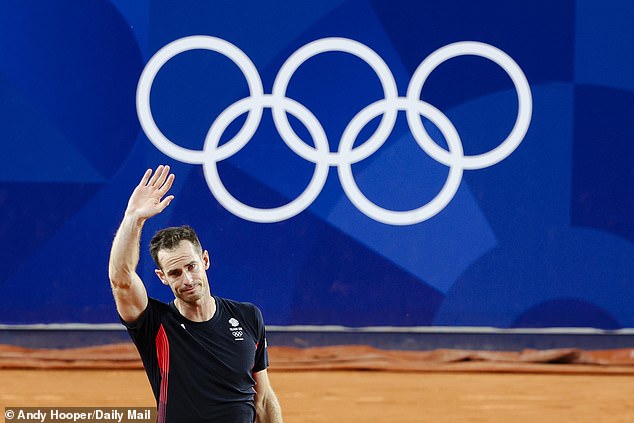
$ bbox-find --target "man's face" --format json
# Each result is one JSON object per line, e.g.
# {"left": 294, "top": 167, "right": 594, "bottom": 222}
{"left": 155, "top": 241, "right": 211, "bottom": 303}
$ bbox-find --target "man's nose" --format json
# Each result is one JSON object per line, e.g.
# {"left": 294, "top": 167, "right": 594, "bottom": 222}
{"left": 184, "top": 271, "right": 194, "bottom": 283}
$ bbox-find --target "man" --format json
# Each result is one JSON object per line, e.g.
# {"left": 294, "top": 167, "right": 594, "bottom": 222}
{"left": 109, "top": 165, "right": 283, "bottom": 423}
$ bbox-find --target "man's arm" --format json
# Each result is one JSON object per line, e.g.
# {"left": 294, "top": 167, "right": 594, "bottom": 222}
{"left": 108, "top": 165, "right": 175, "bottom": 323}
{"left": 254, "top": 369, "right": 283, "bottom": 423}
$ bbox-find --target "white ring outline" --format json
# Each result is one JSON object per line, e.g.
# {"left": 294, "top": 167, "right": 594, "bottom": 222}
{"left": 406, "top": 41, "right": 532, "bottom": 170}
{"left": 338, "top": 98, "right": 464, "bottom": 225}
{"left": 136, "top": 35, "right": 264, "bottom": 164}
{"left": 202, "top": 95, "right": 330, "bottom": 223}
{"left": 272, "top": 37, "right": 399, "bottom": 166}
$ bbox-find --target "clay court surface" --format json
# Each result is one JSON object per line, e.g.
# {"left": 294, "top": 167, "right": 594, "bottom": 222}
{"left": 2, "top": 369, "right": 634, "bottom": 422}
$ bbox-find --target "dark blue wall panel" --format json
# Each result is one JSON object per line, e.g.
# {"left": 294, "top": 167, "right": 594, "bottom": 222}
{"left": 1, "top": 1, "right": 633, "bottom": 330}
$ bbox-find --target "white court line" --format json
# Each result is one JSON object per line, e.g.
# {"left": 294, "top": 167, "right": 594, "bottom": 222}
{"left": 0, "top": 323, "right": 633, "bottom": 335}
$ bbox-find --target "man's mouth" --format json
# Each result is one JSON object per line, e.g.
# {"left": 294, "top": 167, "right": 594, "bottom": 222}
{"left": 180, "top": 284, "right": 199, "bottom": 294}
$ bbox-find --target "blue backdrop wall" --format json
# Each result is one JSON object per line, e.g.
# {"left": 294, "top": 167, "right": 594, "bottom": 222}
{"left": 1, "top": 0, "right": 634, "bottom": 330}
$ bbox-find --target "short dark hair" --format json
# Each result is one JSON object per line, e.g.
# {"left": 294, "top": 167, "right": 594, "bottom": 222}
{"left": 150, "top": 225, "right": 203, "bottom": 269}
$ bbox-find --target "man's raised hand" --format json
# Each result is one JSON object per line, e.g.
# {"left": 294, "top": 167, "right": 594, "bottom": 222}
{"left": 125, "top": 165, "right": 175, "bottom": 220}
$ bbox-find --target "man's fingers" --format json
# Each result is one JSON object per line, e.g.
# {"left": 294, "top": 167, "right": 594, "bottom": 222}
{"left": 154, "top": 165, "right": 171, "bottom": 188}
{"left": 139, "top": 168, "right": 153, "bottom": 187}
{"left": 138, "top": 166, "right": 174, "bottom": 203}
{"left": 147, "top": 165, "right": 165, "bottom": 187}
{"left": 158, "top": 173, "right": 175, "bottom": 195}
{"left": 158, "top": 195, "right": 175, "bottom": 212}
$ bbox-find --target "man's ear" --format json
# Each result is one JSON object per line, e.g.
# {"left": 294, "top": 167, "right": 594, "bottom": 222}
{"left": 155, "top": 269, "right": 169, "bottom": 285}
{"left": 202, "top": 250, "right": 211, "bottom": 270}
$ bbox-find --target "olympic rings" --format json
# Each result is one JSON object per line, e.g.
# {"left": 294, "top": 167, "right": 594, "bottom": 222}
{"left": 203, "top": 95, "right": 330, "bottom": 223}
{"left": 136, "top": 35, "right": 532, "bottom": 225}
{"left": 406, "top": 41, "right": 532, "bottom": 170}
{"left": 272, "top": 37, "right": 399, "bottom": 166}
{"left": 137, "top": 36, "right": 264, "bottom": 164}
